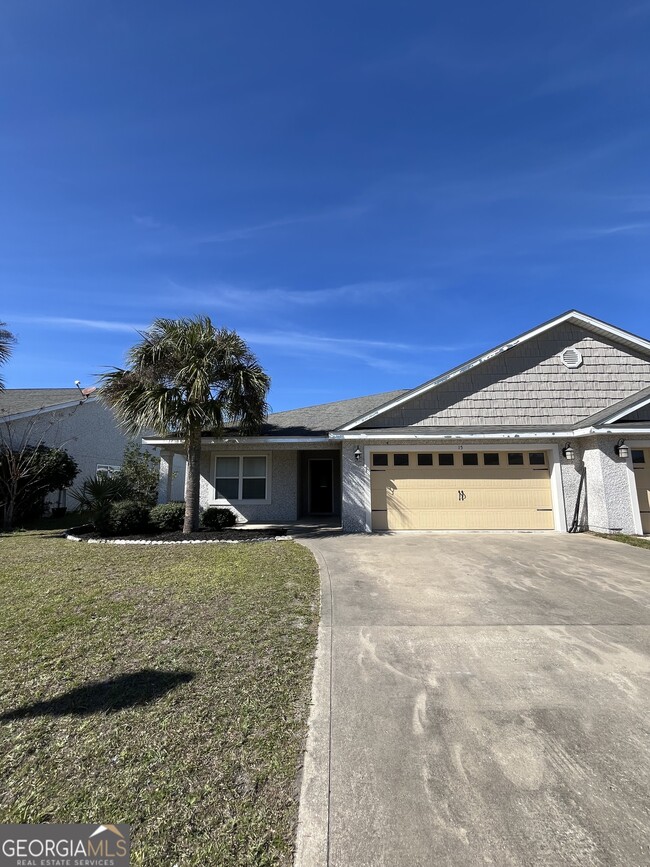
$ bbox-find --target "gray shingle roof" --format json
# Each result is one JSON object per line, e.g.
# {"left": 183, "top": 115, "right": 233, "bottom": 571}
{"left": 0, "top": 388, "right": 86, "bottom": 417}
{"left": 261, "top": 390, "right": 408, "bottom": 436}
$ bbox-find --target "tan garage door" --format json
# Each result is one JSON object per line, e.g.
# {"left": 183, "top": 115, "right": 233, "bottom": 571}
{"left": 632, "top": 448, "right": 650, "bottom": 534}
{"left": 371, "top": 450, "right": 554, "bottom": 531}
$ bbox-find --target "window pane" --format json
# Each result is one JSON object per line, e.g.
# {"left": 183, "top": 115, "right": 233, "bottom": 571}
{"left": 417, "top": 453, "right": 433, "bottom": 466}
{"left": 216, "top": 477, "right": 239, "bottom": 499}
{"left": 394, "top": 453, "right": 409, "bottom": 466}
{"left": 483, "top": 453, "right": 499, "bottom": 466}
{"left": 242, "top": 478, "right": 266, "bottom": 499}
{"left": 508, "top": 453, "right": 524, "bottom": 465}
{"left": 243, "top": 456, "right": 266, "bottom": 477}
{"left": 216, "top": 456, "right": 239, "bottom": 477}
{"left": 373, "top": 453, "right": 388, "bottom": 466}
{"left": 632, "top": 449, "right": 645, "bottom": 464}
{"left": 462, "top": 453, "right": 478, "bottom": 466}
{"left": 439, "top": 454, "right": 454, "bottom": 466}
{"left": 529, "top": 452, "right": 546, "bottom": 466}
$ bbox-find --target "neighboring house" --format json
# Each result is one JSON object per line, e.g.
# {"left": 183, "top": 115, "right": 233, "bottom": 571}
{"left": 0, "top": 389, "right": 186, "bottom": 508}
{"left": 145, "top": 311, "right": 650, "bottom": 535}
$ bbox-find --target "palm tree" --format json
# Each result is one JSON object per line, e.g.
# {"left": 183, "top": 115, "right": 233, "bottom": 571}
{"left": 0, "top": 323, "right": 16, "bottom": 391}
{"left": 99, "top": 317, "right": 270, "bottom": 533}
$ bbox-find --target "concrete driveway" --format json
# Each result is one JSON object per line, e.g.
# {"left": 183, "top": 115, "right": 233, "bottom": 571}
{"left": 295, "top": 533, "right": 650, "bottom": 867}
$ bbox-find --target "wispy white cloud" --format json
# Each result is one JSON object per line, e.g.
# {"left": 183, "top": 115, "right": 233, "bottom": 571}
{"left": 162, "top": 278, "right": 420, "bottom": 310}
{"left": 241, "top": 330, "right": 475, "bottom": 373}
{"left": 568, "top": 222, "right": 650, "bottom": 239}
{"left": 132, "top": 215, "right": 162, "bottom": 229}
{"left": 193, "top": 204, "right": 365, "bottom": 245}
{"left": 8, "top": 315, "right": 146, "bottom": 334}
{"left": 8, "top": 315, "right": 474, "bottom": 373}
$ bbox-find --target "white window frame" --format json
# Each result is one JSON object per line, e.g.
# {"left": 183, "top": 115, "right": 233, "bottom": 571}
{"left": 96, "top": 464, "right": 121, "bottom": 477}
{"left": 210, "top": 453, "right": 271, "bottom": 505}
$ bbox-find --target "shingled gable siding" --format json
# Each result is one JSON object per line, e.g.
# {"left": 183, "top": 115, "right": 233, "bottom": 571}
{"left": 360, "top": 324, "right": 650, "bottom": 429}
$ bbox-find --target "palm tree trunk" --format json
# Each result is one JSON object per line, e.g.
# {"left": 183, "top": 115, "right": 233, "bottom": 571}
{"left": 183, "top": 426, "right": 202, "bottom": 534}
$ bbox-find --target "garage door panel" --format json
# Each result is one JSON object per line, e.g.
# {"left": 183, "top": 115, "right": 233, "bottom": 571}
{"left": 388, "top": 487, "right": 552, "bottom": 511}
{"left": 394, "top": 508, "right": 554, "bottom": 531}
{"left": 632, "top": 449, "right": 650, "bottom": 534}
{"left": 370, "top": 451, "right": 554, "bottom": 531}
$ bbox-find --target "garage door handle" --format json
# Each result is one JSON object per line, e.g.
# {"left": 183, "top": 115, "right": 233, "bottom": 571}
{"left": 458, "top": 490, "right": 466, "bottom": 501}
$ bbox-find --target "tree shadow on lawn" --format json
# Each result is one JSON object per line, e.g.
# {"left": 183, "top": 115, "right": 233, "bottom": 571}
{"left": 0, "top": 669, "right": 195, "bottom": 721}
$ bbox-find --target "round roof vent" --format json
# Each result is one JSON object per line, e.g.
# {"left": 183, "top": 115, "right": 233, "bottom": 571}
{"left": 560, "top": 347, "right": 583, "bottom": 369}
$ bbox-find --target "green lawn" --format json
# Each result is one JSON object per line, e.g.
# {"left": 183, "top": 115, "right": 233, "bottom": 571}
{"left": 592, "top": 532, "right": 650, "bottom": 550}
{"left": 0, "top": 530, "right": 320, "bottom": 866}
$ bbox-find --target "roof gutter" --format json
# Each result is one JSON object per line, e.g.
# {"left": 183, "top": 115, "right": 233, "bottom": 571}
{"left": 0, "top": 395, "right": 98, "bottom": 422}
{"left": 142, "top": 435, "right": 332, "bottom": 446}
{"left": 330, "top": 427, "right": 650, "bottom": 441}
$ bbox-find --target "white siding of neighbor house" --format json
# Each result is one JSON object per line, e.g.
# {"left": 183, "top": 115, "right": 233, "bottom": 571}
{"left": 361, "top": 324, "right": 650, "bottom": 429}
{"left": 3, "top": 400, "right": 185, "bottom": 505}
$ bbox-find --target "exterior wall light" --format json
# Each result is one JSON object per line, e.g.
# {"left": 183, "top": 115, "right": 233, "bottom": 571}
{"left": 562, "top": 443, "right": 575, "bottom": 461}
{"left": 354, "top": 447, "right": 362, "bottom": 462}
{"left": 615, "top": 438, "right": 629, "bottom": 459}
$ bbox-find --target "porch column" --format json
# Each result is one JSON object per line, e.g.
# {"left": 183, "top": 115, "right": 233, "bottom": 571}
{"left": 157, "top": 450, "right": 174, "bottom": 504}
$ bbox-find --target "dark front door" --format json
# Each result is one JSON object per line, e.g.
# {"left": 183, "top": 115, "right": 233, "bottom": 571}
{"left": 309, "top": 459, "right": 334, "bottom": 514}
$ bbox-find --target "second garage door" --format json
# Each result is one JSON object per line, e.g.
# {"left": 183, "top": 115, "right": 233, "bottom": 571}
{"left": 371, "top": 450, "right": 554, "bottom": 531}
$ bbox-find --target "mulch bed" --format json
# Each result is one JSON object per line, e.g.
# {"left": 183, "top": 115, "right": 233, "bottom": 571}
{"left": 67, "top": 527, "right": 288, "bottom": 544}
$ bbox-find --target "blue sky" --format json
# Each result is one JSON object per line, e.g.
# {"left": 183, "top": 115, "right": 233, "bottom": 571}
{"left": 2, "top": 1, "right": 650, "bottom": 411}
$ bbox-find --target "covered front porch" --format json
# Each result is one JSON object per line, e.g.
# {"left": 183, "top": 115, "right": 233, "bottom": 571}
{"left": 150, "top": 437, "right": 342, "bottom": 525}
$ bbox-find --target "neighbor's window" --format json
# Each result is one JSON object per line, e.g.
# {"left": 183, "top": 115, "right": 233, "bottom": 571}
{"left": 529, "top": 452, "right": 546, "bottom": 466}
{"left": 215, "top": 455, "right": 267, "bottom": 501}
{"left": 632, "top": 449, "right": 645, "bottom": 464}
{"left": 462, "top": 453, "right": 478, "bottom": 466}
{"left": 508, "top": 453, "right": 524, "bottom": 465}
{"left": 439, "top": 453, "right": 454, "bottom": 466}
{"left": 417, "top": 453, "right": 433, "bottom": 466}
{"left": 394, "top": 453, "right": 409, "bottom": 466}
{"left": 372, "top": 453, "right": 389, "bottom": 467}
{"left": 96, "top": 464, "right": 120, "bottom": 477}
{"left": 483, "top": 453, "right": 499, "bottom": 466}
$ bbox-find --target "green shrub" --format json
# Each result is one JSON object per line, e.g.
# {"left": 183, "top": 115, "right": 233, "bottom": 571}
{"left": 70, "top": 474, "right": 128, "bottom": 515}
{"left": 113, "top": 442, "right": 160, "bottom": 507}
{"left": 94, "top": 500, "right": 150, "bottom": 537}
{"left": 149, "top": 501, "right": 186, "bottom": 532}
{"left": 202, "top": 507, "right": 237, "bottom": 530}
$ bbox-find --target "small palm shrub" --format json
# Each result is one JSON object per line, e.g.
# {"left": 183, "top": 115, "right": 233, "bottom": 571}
{"left": 70, "top": 475, "right": 128, "bottom": 515}
{"left": 95, "top": 500, "right": 150, "bottom": 537}
{"left": 149, "top": 501, "right": 186, "bottom": 532}
{"left": 202, "top": 507, "right": 237, "bottom": 531}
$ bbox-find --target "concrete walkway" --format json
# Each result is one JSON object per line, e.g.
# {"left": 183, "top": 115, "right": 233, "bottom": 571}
{"left": 295, "top": 533, "right": 650, "bottom": 867}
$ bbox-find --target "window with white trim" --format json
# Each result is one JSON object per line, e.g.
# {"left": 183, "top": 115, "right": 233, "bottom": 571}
{"left": 215, "top": 455, "right": 268, "bottom": 501}
{"left": 96, "top": 464, "right": 120, "bottom": 477}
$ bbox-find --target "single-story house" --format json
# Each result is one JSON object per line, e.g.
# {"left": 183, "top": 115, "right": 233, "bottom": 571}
{"left": 0, "top": 388, "right": 186, "bottom": 508}
{"left": 145, "top": 311, "right": 650, "bottom": 535}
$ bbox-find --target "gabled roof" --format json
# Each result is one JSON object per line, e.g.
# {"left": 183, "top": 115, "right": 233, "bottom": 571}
{"left": 0, "top": 388, "right": 95, "bottom": 419}
{"left": 261, "top": 390, "right": 407, "bottom": 436}
{"left": 338, "top": 310, "right": 650, "bottom": 431}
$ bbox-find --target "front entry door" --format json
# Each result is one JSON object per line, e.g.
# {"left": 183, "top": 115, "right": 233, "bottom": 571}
{"left": 309, "top": 459, "right": 334, "bottom": 514}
